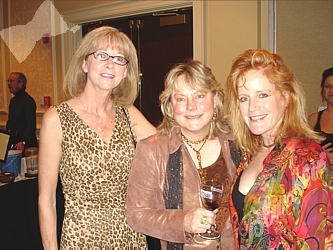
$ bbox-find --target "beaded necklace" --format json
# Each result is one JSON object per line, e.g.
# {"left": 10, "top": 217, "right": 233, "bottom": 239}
{"left": 181, "top": 132, "right": 210, "bottom": 181}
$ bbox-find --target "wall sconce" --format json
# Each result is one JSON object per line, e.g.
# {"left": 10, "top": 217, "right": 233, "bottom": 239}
{"left": 42, "top": 33, "right": 51, "bottom": 44}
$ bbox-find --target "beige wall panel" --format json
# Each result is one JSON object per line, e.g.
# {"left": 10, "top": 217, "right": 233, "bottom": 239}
{"left": 276, "top": 1, "right": 333, "bottom": 115}
{"left": 206, "top": 1, "right": 260, "bottom": 89}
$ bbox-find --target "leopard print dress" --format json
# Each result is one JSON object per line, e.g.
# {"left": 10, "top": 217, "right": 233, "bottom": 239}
{"left": 55, "top": 103, "right": 147, "bottom": 249}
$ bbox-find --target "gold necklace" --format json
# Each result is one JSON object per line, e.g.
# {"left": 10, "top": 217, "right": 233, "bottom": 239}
{"left": 262, "top": 140, "right": 276, "bottom": 148}
{"left": 181, "top": 132, "right": 209, "bottom": 181}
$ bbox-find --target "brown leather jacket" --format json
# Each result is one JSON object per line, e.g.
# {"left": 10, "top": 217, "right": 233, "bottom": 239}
{"left": 126, "top": 127, "right": 237, "bottom": 249}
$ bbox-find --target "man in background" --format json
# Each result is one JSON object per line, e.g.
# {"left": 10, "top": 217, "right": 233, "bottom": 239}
{"left": 6, "top": 72, "right": 38, "bottom": 153}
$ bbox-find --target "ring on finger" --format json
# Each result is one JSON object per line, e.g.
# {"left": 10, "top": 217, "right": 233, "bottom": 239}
{"left": 200, "top": 216, "right": 208, "bottom": 225}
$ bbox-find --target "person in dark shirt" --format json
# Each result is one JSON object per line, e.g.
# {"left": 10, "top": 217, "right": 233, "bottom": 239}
{"left": 6, "top": 72, "right": 38, "bottom": 153}
{"left": 308, "top": 67, "right": 333, "bottom": 165}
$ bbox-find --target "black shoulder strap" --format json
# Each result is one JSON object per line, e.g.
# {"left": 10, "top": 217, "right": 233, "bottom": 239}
{"left": 314, "top": 110, "right": 324, "bottom": 132}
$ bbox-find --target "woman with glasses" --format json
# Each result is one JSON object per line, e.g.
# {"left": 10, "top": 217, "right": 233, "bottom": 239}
{"left": 38, "top": 26, "right": 156, "bottom": 249}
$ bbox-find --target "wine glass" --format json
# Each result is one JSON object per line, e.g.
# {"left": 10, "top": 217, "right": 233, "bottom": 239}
{"left": 198, "top": 180, "right": 223, "bottom": 240}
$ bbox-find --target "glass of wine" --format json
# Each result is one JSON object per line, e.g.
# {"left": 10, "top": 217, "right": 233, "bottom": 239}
{"left": 199, "top": 180, "right": 223, "bottom": 240}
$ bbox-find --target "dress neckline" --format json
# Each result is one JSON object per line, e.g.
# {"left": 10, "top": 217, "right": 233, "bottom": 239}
{"left": 63, "top": 102, "right": 118, "bottom": 145}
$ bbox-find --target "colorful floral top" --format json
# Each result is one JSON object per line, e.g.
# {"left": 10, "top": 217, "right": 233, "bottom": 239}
{"left": 229, "top": 136, "right": 333, "bottom": 249}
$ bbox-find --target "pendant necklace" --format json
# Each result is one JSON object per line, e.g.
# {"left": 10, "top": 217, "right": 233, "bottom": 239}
{"left": 181, "top": 132, "right": 210, "bottom": 181}
{"left": 95, "top": 122, "right": 104, "bottom": 134}
{"left": 78, "top": 96, "right": 108, "bottom": 136}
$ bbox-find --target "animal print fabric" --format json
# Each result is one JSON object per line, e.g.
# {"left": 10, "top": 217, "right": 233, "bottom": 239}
{"left": 55, "top": 103, "right": 147, "bottom": 249}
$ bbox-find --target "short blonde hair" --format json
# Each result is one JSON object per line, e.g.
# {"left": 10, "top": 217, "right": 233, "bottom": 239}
{"left": 157, "top": 60, "right": 228, "bottom": 137}
{"left": 63, "top": 26, "right": 139, "bottom": 106}
{"left": 225, "top": 49, "right": 323, "bottom": 155}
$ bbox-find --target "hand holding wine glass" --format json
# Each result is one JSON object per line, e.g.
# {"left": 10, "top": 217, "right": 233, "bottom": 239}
{"left": 199, "top": 180, "right": 223, "bottom": 240}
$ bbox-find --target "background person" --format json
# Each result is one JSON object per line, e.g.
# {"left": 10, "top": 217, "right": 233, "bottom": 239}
{"left": 38, "top": 26, "right": 156, "bottom": 249}
{"left": 6, "top": 72, "right": 38, "bottom": 152}
{"left": 126, "top": 60, "right": 239, "bottom": 249}
{"left": 225, "top": 49, "right": 332, "bottom": 249}
{"left": 308, "top": 67, "right": 333, "bottom": 168}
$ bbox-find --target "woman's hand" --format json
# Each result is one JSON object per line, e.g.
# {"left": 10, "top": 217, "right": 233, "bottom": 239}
{"left": 322, "top": 143, "right": 333, "bottom": 166}
{"left": 184, "top": 207, "right": 217, "bottom": 234}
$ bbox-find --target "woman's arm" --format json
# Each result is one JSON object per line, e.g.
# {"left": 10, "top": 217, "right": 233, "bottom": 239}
{"left": 293, "top": 142, "right": 332, "bottom": 248}
{"left": 38, "top": 107, "right": 62, "bottom": 250}
{"left": 127, "top": 105, "right": 156, "bottom": 141}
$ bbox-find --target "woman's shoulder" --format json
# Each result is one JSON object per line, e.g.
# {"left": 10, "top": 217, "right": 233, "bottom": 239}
{"left": 283, "top": 137, "right": 328, "bottom": 188}
{"left": 308, "top": 111, "right": 319, "bottom": 118}
{"left": 285, "top": 137, "right": 325, "bottom": 163}
{"left": 43, "top": 105, "right": 60, "bottom": 120}
{"left": 138, "top": 132, "right": 168, "bottom": 145}
{"left": 49, "top": 101, "right": 72, "bottom": 116}
{"left": 136, "top": 133, "right": 172, "bottom": 160}
{"left": 40, "top": 106, "right": 62, "bottom": 135}
{"left": 289, "top": 136, "right": 322, "bottom": 147}
{"left": 43, "top": 101, "right": 75, "bottom": 125}
{"left": 308, "top": 112, "right": 319, "bottom": 128}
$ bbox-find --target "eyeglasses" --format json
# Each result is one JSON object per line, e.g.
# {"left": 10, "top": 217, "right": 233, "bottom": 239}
{"left": 86, "top": 51, "right": 129, "bottom": 66}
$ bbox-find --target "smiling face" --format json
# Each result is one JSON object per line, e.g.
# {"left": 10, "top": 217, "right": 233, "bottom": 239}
{"left": 82, "top": 44, "right": 128, "bottom": 92}
{"left": 237, "top": 70, "right": 288, "bottom": 142}
{"left": 172, "top": 75, "right": 217, "bottom": 140}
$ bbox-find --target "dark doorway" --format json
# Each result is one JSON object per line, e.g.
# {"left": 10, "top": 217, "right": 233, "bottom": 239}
{"left": 82, "top": 8, "right": 193, "bottom": 126}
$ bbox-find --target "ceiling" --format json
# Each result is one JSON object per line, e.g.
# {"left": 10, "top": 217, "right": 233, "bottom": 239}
{"left": 53, "top": 0, "right": 114, "bottom": 13}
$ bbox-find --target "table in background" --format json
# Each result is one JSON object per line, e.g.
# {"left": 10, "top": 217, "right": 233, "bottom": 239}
{"left": 0, "top": 177, "right": 64, "bottom": 250}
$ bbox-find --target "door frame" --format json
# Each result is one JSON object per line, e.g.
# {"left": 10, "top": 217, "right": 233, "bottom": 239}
{"left": 60, "top": 0, "right": 204, "bottom": 79}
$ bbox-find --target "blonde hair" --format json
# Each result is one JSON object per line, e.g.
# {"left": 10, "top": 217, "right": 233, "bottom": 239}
{"left": 63, "top": 26, "right": 139, "bottom": 106}
{"left": 157, "top": 59, "right": 228, "bottom": 137}
{"left": 225, "top": 49, "right": 323, "bottom": 155}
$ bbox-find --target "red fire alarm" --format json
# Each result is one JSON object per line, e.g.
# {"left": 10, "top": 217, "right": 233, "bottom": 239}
{"left": 44, "top": 96, "right": 51, "bottom": 107}
{"left": 42, "top": 33, "right": 51, "bottom": 44}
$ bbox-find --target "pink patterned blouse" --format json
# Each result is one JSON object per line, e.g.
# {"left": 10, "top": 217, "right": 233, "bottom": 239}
{"left": 230, "top": 136, "right": 333, "bottom": 249}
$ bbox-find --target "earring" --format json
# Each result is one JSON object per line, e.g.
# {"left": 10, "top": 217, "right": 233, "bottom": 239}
{"left": 212, "top": 112, "right": 217, "bottom": 121}
{"left": 171, "top": 117, "right": 178, "bottom": 125}
{"left": 284, "top": 107, "right": 288, "bottom": 117}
